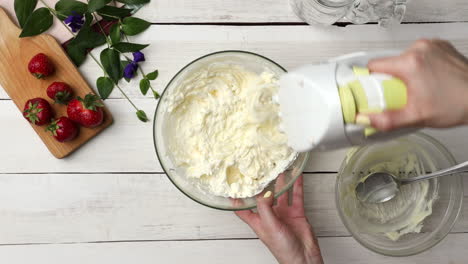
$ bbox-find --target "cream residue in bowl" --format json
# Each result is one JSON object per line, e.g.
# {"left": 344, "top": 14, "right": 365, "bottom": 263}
{"left": 342, "top": 151, "right": 438, "bottom": 241}
{"left": 162, "top": 62, "right": 296, "bottom": 198}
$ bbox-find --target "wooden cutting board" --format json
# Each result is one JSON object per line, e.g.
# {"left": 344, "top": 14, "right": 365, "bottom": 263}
{"left": 0, "top": 8, "right": 113, "bottom": 159}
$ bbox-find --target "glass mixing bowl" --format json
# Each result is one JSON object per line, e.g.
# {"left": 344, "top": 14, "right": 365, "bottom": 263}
{"left": 336, "top": 133, "right": 463, "bottom": 256}
{"left": 153, "top": 51, "right": 309, "bottom": 210}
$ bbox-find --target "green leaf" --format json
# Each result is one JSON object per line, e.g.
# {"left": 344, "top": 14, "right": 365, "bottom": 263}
{"left": 19, "top": 7, "right": 53, "bottom": 37}
{"left": 66, "top": 13, "right": 107, "bottom": 66}
{"left": 96, "top": 76, "right": 114, "bottom": 100}
{"left": 139, "top": 78, "right": 150, "bottom": 95}
{"left": 121, "top": 17, "right": 150, "bottom": 36}
{"left": 112, "top": 42, "right": 148, "bottom": 53}
{"left": 14, "top": 0, "right": 37, "bottom": 28}
{"left": 100, "top": 48, "right": 122, "bottom": 83}
{"left": 55, "top": 0, "right": 88, "bottom": 20}
{"left": 109, "top": 23, "right": 121, "bottom": 45}
{"left": 146, "top": 69, "right": 158, "bottom": 80}
{"left": 66, "top": 44, "right": 87, "bottom": 66}
{"left": 97, "top": 6, "right": 132, "bottom": 20}
{"left": 116, "top": 0, "right": 150, "bottom": 4}
{"left": 153, "top": 90, "right": 160, "bottom": 99}
{"left": 88, "top": 0, "right": 111, "bottom": 12}
{"left": 136, "top": 110, "right": 149, "bottom": 122}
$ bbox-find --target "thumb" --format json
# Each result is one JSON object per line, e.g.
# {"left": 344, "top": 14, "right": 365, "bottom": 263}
{"left": 361, "top": 108, "right": 421, "bottom": 131}
{"left": 256, "top": 191, "right": 281, "bottom": 229}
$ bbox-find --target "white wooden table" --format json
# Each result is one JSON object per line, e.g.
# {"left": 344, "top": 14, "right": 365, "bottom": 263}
{"left": 0, "top": 0, "right": 468, "bottom": 263}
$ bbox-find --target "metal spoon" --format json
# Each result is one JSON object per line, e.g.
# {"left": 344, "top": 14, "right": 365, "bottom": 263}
{"left": 355, "top": 160, "right": 468, "bottom": 203}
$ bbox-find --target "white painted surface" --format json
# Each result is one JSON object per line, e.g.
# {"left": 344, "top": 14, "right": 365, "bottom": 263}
{"left": 0, "top": 173, "right": 464, "bottom": 244}
{"left": 1, "top": 99, "right": 468, "bottom": 173}
{"left": 135, "top": 0, "right": 468, "bottom": 23}
{"left": 0, "top": 0, "right": 468, "bottom": 262}
{"left": 1, "top": 234, "right": 468, "bottom": 264}
{"left": 3, "top": 23, "right": 468, "bottom": 100}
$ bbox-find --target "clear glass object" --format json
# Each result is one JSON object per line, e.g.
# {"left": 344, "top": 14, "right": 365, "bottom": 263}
{"left": 335, "top": 133, "right": 464, "bottom": 256}
{"left": 291, "top": 0, "right": 408, "bottom": 27}
{"left": 153, "top": 51, "right": 309, "bottom": 211}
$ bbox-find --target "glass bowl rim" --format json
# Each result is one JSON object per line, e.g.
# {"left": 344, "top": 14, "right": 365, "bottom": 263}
{"left": 153, "top": 50, "right": 308, "bottom": 211}
{"left": 335, "top": 132, "right": 464, "bottom": 256}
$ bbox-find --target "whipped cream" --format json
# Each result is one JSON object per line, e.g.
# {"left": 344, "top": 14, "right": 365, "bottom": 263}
{"left": 162, "top": 63, "right": 296, "bottom": 198}
{"left": 341, "top": 150, "right": 438, "bottom": 241}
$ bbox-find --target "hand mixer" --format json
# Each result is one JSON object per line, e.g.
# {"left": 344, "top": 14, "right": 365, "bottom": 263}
{"left": 278, "top": 51, "right": 412, "bottom": 152}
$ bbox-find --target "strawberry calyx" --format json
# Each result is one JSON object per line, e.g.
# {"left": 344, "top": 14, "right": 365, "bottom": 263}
{"left": 23, "top": 102, "right": 43, "bottom": 124}
{"left": 54, "top": 91, "right": 72, "bottom": 105}
{"left": 77, "top": 94, "right": 104, "bottom": 111}
{"left": 45, "top": 119, "right": 59, "bottom": 136}
{"left": 33, "top": 73, "right": 44, "bottom": 79}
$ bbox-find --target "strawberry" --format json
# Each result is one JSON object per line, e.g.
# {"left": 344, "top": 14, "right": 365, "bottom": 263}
{"left": 46, "top": 117, "right": 79, "bottom": 142}
{"left": 23, "top": 98, "right": 53, "bottom": 126}
{"left": 28, "top": 53, "right": 54, "bottom": 79}
{"left": 47, "top": 82, "right": 73, "bottom": 105}
{"left": 67, "top": 93, "right": 104, "bottom": 128}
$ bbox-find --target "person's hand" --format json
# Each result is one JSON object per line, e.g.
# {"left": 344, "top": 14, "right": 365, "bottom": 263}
{"left": 235, "top": 175, "right": 323, "bottom": 264}
{"left": 362, "top": 39, "right": 468, "bottom": 131}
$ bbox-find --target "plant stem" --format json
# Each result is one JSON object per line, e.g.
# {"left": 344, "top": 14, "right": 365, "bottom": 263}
{"left": 38, "top": 0, "right": 56, "bottom": 15}
{"left": 89, "top": 11, "right": 112, "bottom": 48}
{"left": 42, "top": 1, "right": 142, "bottom": 113}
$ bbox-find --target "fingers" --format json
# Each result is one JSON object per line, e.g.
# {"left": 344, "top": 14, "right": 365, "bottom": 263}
{"left": 363, "top": 106, "right": 423, "bottom": 131}
{"left": 235, "top": 209, "right": 259, "bottom": 226}
{"left": 292, "top": 174, "right": 305, "bottom": 209}
{"left": 276, "top": 174, "right": 289, "bottom": 206}
{"left": 256, "top": 191, "right": 281, "bottom": 229}
{"left": 233, "top": 198, "right": 260, "bottom": 228}
{"left": 368, "top": 55, "right": 410, "bottom": 82}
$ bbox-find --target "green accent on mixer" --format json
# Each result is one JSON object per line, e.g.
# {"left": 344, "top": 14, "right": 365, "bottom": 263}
{"left": 339, "top": 67, "right": 408, "bottom": 138}
{"left": 383, "top": 78, "right": 407, "bottom": 109}
{"left": 348, "top": 80, "right": 369, "bottom": 112}
{"left": 353, "top": 66, "right": 370, "bottom": 76}
{"left": 339, "top": 85, "right": 357, "bottom": 123}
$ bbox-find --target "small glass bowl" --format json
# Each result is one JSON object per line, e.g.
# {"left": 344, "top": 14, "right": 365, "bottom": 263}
{"left": 153, "top": 51, "right": 309, "bottom": 210}
{"left": 336, "top": 133, "right": 463, "bottom": 256}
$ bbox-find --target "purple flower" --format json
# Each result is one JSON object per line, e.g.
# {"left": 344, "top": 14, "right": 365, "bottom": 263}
{"left": 132, "top": 51, "right": 145, "bottom": 63}
{"left": 123, "top": 62, "right": 138, "bottom": 79}
{"left": 64, "top": 12, "right": 84, "bottom": 33}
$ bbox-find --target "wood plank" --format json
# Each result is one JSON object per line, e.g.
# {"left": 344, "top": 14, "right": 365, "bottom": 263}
{"left": 134, "top": 0, "right": 468, "bottom": 23}
{"left": 0, "top": 8, "right": 112, "bottom": 159}
{"left": 0, "top": 98, "right": 460, "bottom": 173}
{"left": 1, "top": 234, "right": 468, "bottom": 264}
{"left": 1, "top": 99, "right": 468, "bottom": 173}
{"left": 2, "top": 23, "right": 468, "bottom": 100}
{"left": 0, "top": 173, "right": 464, "bottom": 244}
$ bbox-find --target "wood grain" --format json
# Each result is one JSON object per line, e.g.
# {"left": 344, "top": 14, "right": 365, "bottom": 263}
{"left": 0, "top": 8, "right": 112, "bottom": 158}
{"left": 0, "top": 99, "right": 468, "bottom": 173}
{"left": 0, "top": 173, "right": 464, "bottom": 244}
{"left": 134, "top": 0, "right": 468, "bottom": 23}
{"left": 2, "top": 23, "right": 468, "bottom": 100}
{"left": 2, "top": 234, "right": 468, "bottom": 264}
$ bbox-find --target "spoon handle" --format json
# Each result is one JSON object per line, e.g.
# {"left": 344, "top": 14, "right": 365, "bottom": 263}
{"left": 401, "top": 160, "right": 468, "bottom": 184}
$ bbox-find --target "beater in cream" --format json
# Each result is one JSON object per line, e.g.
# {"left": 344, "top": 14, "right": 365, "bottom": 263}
{"left": 162, "top": 63, "right": 296, "bottom": 198}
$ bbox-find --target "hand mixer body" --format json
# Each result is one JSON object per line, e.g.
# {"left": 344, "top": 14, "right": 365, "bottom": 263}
{"left": 278, "top": 51, "right": 414, "bottom": 152}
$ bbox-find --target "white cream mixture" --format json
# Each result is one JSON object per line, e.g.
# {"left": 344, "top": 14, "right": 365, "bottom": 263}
{"left": 162, "top": 63, "right": 296, "bottom": 198}
{"left": 341, "top": 150, "right": 438, "bottom": 241}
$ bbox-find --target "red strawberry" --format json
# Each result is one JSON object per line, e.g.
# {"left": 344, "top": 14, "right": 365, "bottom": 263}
{"left": 28, "top": 53, "right": 54, "bottom": 79}
{"left": 47, "top": 82, "right": 73, "bottom": 105}
{"left": 46, "top": 117, "right": 79, "bottom": 142}
{"left": 67, "top": 93, "right": 104, "bottom": 128}
{"left": 23, "top": 98, "right": 53, "bottom": 126}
